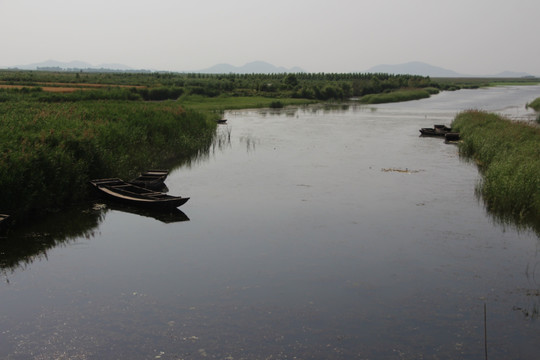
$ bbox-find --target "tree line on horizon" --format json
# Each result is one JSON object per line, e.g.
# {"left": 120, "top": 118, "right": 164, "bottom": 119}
{"left": 0, "top": 70, "right": 443, "bottom": 102}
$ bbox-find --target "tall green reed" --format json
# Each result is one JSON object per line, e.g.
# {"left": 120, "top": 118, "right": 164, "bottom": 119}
{"left": 452, "top": 110, "right": 540, "bottom": 219}
{"left": 0, "top": 101, "right": 216, "bottom": 216}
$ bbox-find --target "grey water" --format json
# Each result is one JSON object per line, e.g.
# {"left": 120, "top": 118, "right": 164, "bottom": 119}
{"left": 1, "top": 86, "right": 540, "bottom": 359}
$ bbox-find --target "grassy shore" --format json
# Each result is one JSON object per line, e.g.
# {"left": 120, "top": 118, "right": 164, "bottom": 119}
{"left": 0, "top": 101, "right": 216, "bottom": 217}
{"left": 1, "top": 70, "right": 537, "bottom": 222}
{"left": 527, "top": 97, "right": 540, "bottom": 111}
{"left": 178, "top": 94, "right": 315, "bottom": 113}
{"left": 451, "top": 110, "right": 540, "bottom": 221}
{"left": 358, "top": 89, "right": 433, "bottom": 104}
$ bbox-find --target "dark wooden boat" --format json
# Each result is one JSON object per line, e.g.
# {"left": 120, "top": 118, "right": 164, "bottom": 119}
{"left": 129, "top": 169, "right": 169, "bottom": 190}
{"left": 445, "top": 132, "right": 461, "bottom": 141}
{"left": 107, "top": 203, "right": 190, "bottom": 223}
{"left": 216, "top": 119, "right": 227, "bottom": 124}
{"left": 419, "top": 125, "right": 452, "bottom": 137}
{"left": 0, "top": 214, "right": 10, "bottom": 234}
{"left": 419, "top": 127, "right": 445, "bottom": 137}
{"left": 434, "top": 125, "right": 452, "bottom": 132}
{"left": 90, "top": 178, "right": 189, "bottom": 209}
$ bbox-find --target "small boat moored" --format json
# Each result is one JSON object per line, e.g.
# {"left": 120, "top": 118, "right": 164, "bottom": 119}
{"left": 420, "top": 124, "right": 460, "bottom": 143}
{"left": 90, "top": 178, "right": 189, "bottom": 209}
{"left": 129, "top": 169, "right": 169, "bottom": 190}
{"left": 444, "top": 132, "right": 461, "bottom": 142}
{"left": 433, "top": 124, "right": 452, "bottom": 133}
{"left": 420, "top": 124, "right": 457, "bottom": 138}
{"left": 420, "top": 126, "right": 450, "bottom": 137}
{"left": 0, "top": 214, "right": 10, "bottom": 235}
{"left": 419, "top": 127, "right": 444, "bottom": 137}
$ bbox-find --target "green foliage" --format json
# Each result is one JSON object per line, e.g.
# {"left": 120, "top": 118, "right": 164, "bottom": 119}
{"left": 177, "top": 95, "right": 313, "bottom": 112}
{"left": 527, "top": 97, "right": 540, "bottom": 112}
{"left": 269, "top": 100, "right": 284, "bottom": 108}
{"left": 283, "top": 74, "right": 298, "bottom": 88}
{"left": 433, "top": 77, "right": 539, "bottom": 90}
{"left": 358, "top": 89, "right": 431, "bottom": 104}
{"left": 0, "top": 101, "right": 216, "bottom": 216}
{"left": 452, "top": 110, "right": 540, "bottom": 220}
{"left": 0, "top": 70, "right": 435, "bottom": 102}
{"left": 137, "top": 87, "right": 184, "bottom": 100}
{"left": 423, "top": 87, "right": 440, "bottom": 94}
{"left": 0, "top": 69, "right": 473, "bottom": 219}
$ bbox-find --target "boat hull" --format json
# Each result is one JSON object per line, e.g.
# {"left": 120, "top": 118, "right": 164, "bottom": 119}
{"left": 90, "top": 178, "right": 188, "bottom": 210}
{"left": 0, "top": 214, "right": 10, "bottom": 234}
{"left": 129, "top": 169, "right": 169, "bottom": 190}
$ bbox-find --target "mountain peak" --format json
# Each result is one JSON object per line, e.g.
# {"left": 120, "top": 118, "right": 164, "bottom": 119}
{"left": 12, "top": 60, "right": 133, "bottom": 71}
{"left": 367, "top": 62, "right": 460, "bottom": 77}
{"left": 366, "top": 61, "right": 535, "bottom": 78}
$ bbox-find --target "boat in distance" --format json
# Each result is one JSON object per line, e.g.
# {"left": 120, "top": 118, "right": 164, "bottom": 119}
{"left": 90, "top": 178, "right": 189, "bottom": 209}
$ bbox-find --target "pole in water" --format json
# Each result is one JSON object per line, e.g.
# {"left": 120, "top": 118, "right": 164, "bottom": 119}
{"left": 484, "top": 303, "right": 488, "bottom": 360}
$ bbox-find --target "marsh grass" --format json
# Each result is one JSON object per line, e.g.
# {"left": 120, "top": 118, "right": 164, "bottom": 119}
{"left": 178, "top": 95, "right": 313, "bottom": 112}
{"left": 526, "top": 97, "right": 540, "bottom": 112}
{"left": 0, "top": 101, "right": 216, "bottom": 216}
{"left": 452, "top": 110, "right": 540, "bottom": 220}
{"left": 358, "top": 89, "right": 431, "bottom": 104}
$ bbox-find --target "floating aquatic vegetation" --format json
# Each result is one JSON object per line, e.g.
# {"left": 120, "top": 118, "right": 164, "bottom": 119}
{"left": 381, "top": 167, "right": 424, "bottom": 173}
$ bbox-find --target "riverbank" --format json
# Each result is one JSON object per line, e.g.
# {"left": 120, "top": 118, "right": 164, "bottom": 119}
{"left": 0, "top": 101, "right": 216, "bottom": 219}
{"left": 1, "top": 70, "right": 537, "bottom": 222}
{"left": 178, "top": 94, "right": 315, "bottom": 112}
{"left": 526, "top": 97, "right": 540, "bottom": 122}
{"left": 528, "top": 97, "right": 540, "bottom": 111}
{"left": 357, "top": 88, "right": 434, "bottom": 104}
{"left": 451, "top": 110, "right": 540, "bottom": 222}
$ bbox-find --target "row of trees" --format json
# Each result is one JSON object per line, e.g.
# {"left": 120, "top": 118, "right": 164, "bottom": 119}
{"left": 0, "top": 70, "right": 440, "bottom": 102}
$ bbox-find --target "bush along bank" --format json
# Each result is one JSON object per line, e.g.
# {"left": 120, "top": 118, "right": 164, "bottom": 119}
{"left": 451, "top": 110, "right": 540, "bottom": 222}
{"left": 526, "top": 97, "right": 540, "bottom": 122}
{"left": 0, "top": 101, "right": 216, "bottom": 218}
{"left": 527, "top": 97, "right": 540, "bottom": 111}
{"left": 358, "top": 89, "right": 433, "bottom": 104}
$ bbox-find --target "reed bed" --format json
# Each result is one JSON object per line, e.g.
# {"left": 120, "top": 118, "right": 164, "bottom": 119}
{"left": 526, "top": 97, "right": 540, "bottom": 111}
{"left": 358, "top": 89, "right": 431, "bottom": 104}
{"left": 0, "top": 101, "right": 216, "bottom": 216}
{"left": 527, "top": 97, "right": 540, "bottom": 122}
{"left": 452, "top": 110, "right": 540, "bottom": 220}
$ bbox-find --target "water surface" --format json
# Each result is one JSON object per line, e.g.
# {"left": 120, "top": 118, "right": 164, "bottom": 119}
{"left": 1, "top": 86, "right": 540, "bottom": 359}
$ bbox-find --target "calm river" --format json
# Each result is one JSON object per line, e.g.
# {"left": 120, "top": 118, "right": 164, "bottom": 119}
{"left": 1, "top": 86, "right": 540, "bottom": 359}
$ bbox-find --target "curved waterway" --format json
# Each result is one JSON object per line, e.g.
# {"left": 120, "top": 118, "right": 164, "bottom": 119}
{"left": 1, "top": 86, "right": 540, "bottom": 359}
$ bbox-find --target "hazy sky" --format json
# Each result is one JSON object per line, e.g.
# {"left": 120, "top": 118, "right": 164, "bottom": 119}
{"left": 1, "top": 0, "right": 539, "bottom": 75}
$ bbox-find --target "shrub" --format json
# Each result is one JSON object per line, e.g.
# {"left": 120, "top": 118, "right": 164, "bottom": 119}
{"left": 269, "top": 100, "right": 284, "bottom": 108}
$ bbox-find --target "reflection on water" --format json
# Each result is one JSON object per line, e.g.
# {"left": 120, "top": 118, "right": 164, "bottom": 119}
{"left": 239, "top": 135, "right": 259, "bottom": 153}
{"left": 1, "top": 86, "right": 540, "bottom": 359}
{"left": 211, "top": 124, "right": 232, "bottom": 154}
{"left": 103, "top": 203, "right": 190, "bottom": 224}
{"left": 0, "top": 204, "right": 104, "bottom": 279}
{"left": 0, "top": 203, "right": 189, "bottom": 281}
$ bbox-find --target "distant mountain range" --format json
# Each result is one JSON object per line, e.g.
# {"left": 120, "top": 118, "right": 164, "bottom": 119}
{"left": 8, "top": 60, "right": 304, "bottom": 74}
{"left": 367, "top": 61, "right": 534, "bottom": 78}
{"left": 5, "top": 60, "right": 535, "bottom": 77}
{"left": 13, "top": 60, "right": 138, "bottom": 71}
